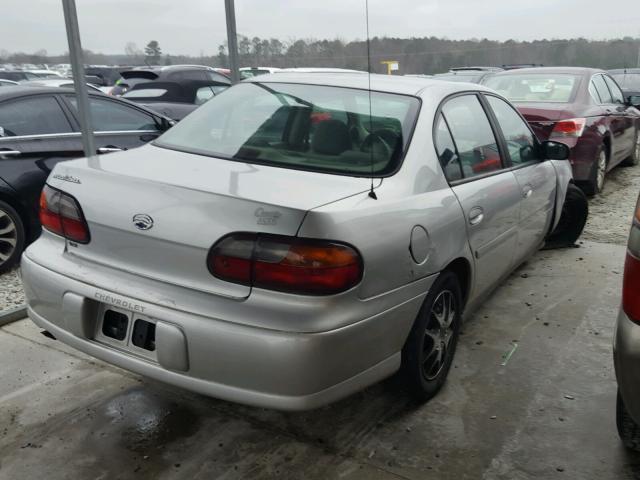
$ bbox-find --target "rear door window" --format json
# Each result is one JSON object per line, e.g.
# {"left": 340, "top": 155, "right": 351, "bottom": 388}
{"left": 441, "top": 95, "right": 503, "bottom": 178}
{"left": 486, "top": 96, "right": 538, "bottom": 166}
{"left": 67, "top": 97, "right": 159, "bottom": 132}
{"left": 604, "top": 75, "right": 625, "bottom": 104}
{"left": 588, "top": 80, "right": 602, "bottom": 103}
{"left": 0, "top": 95, "right": 73, "bottom": 137}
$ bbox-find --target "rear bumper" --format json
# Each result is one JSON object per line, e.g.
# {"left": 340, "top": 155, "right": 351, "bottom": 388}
{"left": 614, "top": 308, "right": 640, "bottom": 422}
{"left": 21, "top": 252, "right": 427, "bottom": 411}
{"left": 567, "top": 138, "right": 599, "bottom": 182}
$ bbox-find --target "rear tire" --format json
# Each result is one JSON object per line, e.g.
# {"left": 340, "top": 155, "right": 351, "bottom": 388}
{"left": 622, "top": 132, "right": 640, "bottom": 167}
{"left": 545, "top": 184, "right": 589, "bottom": 249}
{"left": 401, "top": 271, "right": 462, "bottom": 402}
{"left": 0, "top": 200, "right": 25, "bottom": 274}
{"left": 583, "top": 146, "right": 608, "bottom": 197}
{"left": 617, "top": 390, "right": 640, "bottom": 452}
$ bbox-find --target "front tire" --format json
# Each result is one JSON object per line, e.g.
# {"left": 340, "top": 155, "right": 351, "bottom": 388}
{"left": 617, "top": 390, "right": 640, "bottom": 452}
{"left": 0, "top": 199, "right": 24, "bottom": 274}
{"left": 545, "top": 183, "right": 589, "bottom": 249}
{"left": 401, "top": 271, "right": 462, "bottom": 402}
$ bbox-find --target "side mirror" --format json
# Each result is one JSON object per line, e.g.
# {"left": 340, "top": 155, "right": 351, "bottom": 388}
{"left": 627, "top": 95, "right": 640, "bottom": 108}
{"left": 541, "top": 140, "right": 570, "bottom": 160}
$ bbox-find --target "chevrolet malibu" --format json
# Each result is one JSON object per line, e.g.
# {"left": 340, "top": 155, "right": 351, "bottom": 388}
{"left": 21, "top": 74, "right": 585, "bottom": 410}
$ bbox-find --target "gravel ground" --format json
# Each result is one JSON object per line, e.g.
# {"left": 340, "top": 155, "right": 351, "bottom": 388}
{"left": 0, "top": 269, "right": 24, "bottom": 312}
{"left": 582, "top": 162, "right": 640, "bottom": 246}
{"left": 0, "top": 161, "right": 638, "bottom": 314}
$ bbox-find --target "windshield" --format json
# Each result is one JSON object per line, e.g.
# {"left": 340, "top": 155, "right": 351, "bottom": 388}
{"left": 484, "top": 74, "right": 579, "bottom": 103}
{"left": 611, "top": 73, "right": 640, "bottom": 91}
{"left": 156, "top": 82, "right": 420, "bottom": 176}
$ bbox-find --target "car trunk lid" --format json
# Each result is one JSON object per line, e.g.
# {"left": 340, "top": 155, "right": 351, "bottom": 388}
{"left": 514, "top": 102, "right": 577, "bottom": 141}
{"left": 48, "top": 145, "right": 375, "bottom": 299}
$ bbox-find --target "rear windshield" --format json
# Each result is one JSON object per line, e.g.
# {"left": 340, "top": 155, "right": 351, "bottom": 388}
{"left": 611, "top": 73, "right": 640, "bottom": 91}
{"left": 156, "top": 82, "right": 420, "bottom": 176}
{"left": 434, "top": 73, "right": 484, "bottom": 83}
{"left": 484, "top": 74, "right": 579, "bottom": 103}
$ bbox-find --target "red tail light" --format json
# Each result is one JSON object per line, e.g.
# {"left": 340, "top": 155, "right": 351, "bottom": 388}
{"left": 551, "top": 118, "right": 586, "bottom": 138}
{"left": 623, "top": 200, "right": 640, "bottom": 323}
{"left": 39, "top": 185, "right": 90, "bottom": 243}
{"left": 208, "top": 233, "right": 363, "bottom": 295}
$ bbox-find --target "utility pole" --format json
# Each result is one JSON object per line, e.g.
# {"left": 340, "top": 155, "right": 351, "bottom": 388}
{"left": 61, "top": 0, "right": 95, "bottom": 160}
{"left": 224, "top": 0, "right": 240, "bottom": 84}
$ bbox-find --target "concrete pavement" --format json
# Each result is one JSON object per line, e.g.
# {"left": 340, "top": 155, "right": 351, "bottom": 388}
{"left": 1, "top": 240, "right": 639, "bottom": 479}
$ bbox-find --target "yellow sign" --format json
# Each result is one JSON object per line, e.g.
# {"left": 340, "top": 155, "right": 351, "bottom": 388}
{"left": 380, "top": 61, "right": 399, "bottom": 75}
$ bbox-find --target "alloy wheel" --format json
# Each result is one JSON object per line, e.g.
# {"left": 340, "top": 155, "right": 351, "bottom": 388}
{"left": 596, "top": 150, "right": 607, "bottom": 192}
{"left": 422, "top": 290, "right": 457, "bottom": 381}
{"left": 0, "top": 209, "right": 18, "bottom": 266}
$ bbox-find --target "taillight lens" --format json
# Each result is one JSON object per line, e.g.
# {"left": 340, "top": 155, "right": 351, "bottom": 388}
{"left": 208, "top": 233, "right": 363, "bottom": 295}
{"left": 39, "top": 185, "right": 90, "bottom": 243}
{"left": 623, "top": 199, "right": 640, "bottom": 323}
{"left": 551, "top": 118, "right": 587, "bottom": 138}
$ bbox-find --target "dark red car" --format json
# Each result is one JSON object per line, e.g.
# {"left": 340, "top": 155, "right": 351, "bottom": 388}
{"left": 484, "top": 67, "right": 640, "bottom": 195}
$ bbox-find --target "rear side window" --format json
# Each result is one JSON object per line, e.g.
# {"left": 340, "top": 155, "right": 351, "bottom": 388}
{"left": 68, "top": 97, "right": 158, "bottom": 132}
{"left": 604, "top": 75, "right": 625, "bottom": 104}
{"left": 441, "top": 95, "right": 502, "bottom": 179}
{"left": 592, "top": 75, "right": 613, "bottom": 104}
{"left": 0, "top": 96, "right": 72, "bottom": 137}
{"left": 156, "top": 82, "right": 420, "bottom": 177}
{"left": 588, "top": 80, "right": 602, "bottom": 103}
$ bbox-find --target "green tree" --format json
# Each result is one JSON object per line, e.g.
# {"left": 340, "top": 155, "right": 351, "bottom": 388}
{"left": 144, "top": 40, "right": 162, "bottom": 66}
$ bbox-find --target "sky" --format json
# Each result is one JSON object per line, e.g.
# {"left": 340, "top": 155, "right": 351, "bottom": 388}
{"left": 1, "top": 0, "right": 639, "bottom": 56}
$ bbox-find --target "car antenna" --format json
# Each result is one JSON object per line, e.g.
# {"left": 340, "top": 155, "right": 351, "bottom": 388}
{"left": 365, "top": 0, "right": 377, "bottom": 200}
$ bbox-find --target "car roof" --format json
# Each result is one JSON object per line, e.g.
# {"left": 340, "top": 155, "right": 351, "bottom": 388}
{"left": 609, "top": 68, "right": 640, "bottom": 74}
{"left": 243, "top": 72, "right": 494, "bottom": 97}
{"left": 491, "top": 66, "right": 604, "bottom": 76}
{"left": 0, "top": 85, "right": 106, "bottom": 100}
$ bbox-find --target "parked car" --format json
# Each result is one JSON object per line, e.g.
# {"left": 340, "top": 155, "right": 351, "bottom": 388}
{"left": 240, "top": 67, "right": 282, "bottom": 79}
{"left": 433, "top": 67, "right": 504, "bottom": 84}
{"left": 24, "top": 69, "right": 63, "bottom": 79}
{"left": 18, "top": 78, "right": 103, "bottom": 92}
{"left": 21, "top": 74, "right": 586, "bottom": 410}
{"left": 122, "top": 80, "right": 229, "bottom": 120}
{"left": 615, "top": 194, "right": 640, "bottom": 451}
{"left": 609, "top": 68, "right": 640, "bottom": 100}
{"left": 84, "top": 66, "right": 124, "bottom": 88}
{"left": 484, "top": 67, "right": 640, "bottom": 195}
{"left": 0, "top": 86, "right": 173, "bottom": 272}
{"left": 110, "top": 65, "right": 230, "bottom": 97}
{"left": 0, "top": 80, "right": 18, "bottom": 87}
{"left": 0, "top": 71, "right": 41, "bottom": 82}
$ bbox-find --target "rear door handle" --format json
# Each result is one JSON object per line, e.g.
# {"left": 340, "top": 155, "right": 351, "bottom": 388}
{"left": 468, "top": 207, "right": 484, "bottom": 226}
{"left": 97, "top": 147, "right": 123, "bottom": 154}
{"left": 0, "top": 149, "right": 21, "bottom": 157}
{"left": 523, "top": 186, "right": 533, "bottom": 199}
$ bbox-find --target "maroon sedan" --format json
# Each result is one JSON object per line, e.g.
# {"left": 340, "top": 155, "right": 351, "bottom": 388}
{"left": 484, "top": 68, "right": 640, "bottom": 195}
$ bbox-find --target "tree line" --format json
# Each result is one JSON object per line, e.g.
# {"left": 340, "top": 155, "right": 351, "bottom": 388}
{"left": 2, "top": 35, "right": 640, "bottom": 74}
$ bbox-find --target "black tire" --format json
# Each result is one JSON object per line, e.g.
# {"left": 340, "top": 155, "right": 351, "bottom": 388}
{"left": 0, "top": 199, "right": 25, "bottom": 274}
{"left": 401, "top": 271, "right": 462, "bottom": 402}
{"left": 617, "top": 390, "right": 640, "bottom": 452}
{"left": 544, "top": 183, "right": 589, "bottom": 249}
{"left": 583, "top": 145, "right": 608, "bottom": 197}
{"left": 622, "top": 131, "right": 640, "bottom": 167}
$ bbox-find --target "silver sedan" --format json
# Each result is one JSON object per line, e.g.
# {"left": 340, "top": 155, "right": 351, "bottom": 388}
{"left": 21, "top": 73, "right": 586, "bottom": 410}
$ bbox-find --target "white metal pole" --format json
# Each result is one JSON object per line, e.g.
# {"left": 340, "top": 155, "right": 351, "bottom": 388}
{"left": 62, "top": 0, "right": 95, "bottom": 159}
{"left": 224, "top": 0, "right": 241, "bottom": 84}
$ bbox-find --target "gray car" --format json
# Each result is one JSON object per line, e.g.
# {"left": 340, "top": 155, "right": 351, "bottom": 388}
{"left": 21, "top": 73, "right": 584, "bottom": 410}
{"left": 614, "top": 194, "right": 640, "bottom": 450}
